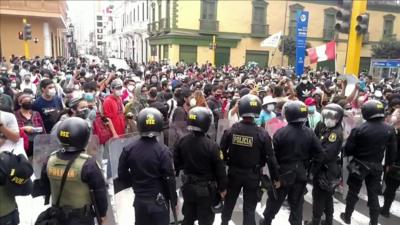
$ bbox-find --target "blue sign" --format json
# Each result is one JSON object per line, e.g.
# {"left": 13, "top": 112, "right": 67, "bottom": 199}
{"left": 372, "top": 59, "right": 400, "bottom": 68}
{"left": 295, "top": 11, "right": 309, "bottom": 77}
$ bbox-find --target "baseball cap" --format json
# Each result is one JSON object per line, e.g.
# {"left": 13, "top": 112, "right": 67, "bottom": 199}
{"left": 110, "top": 78, "right": 123, "bottom": 89}
{"left": 0, "top": 151, "right": 33, "bottom": 196}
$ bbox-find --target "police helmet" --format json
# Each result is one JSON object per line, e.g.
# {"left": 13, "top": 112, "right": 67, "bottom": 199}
{"left": 361, "top": 100, "right": 385, "bottom": 120}
{"left": 238, "top": 94, "right": 262, "bottom": 118}
{"left": 137, "top": 107, "right": 163, "bottom": 137}
{"left": 57, "top": 117, "right": 90, "bottom": 152}
{"left": 187, "top": 107, "right": 212, "bottom": 133}
{"left": 321, "top": 103, "right": 344, "bottom": 128}
{"left": 283, "top": 101, "right": 308, "bottom": 123}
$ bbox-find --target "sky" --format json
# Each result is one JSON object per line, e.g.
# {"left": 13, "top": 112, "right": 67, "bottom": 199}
{"left": 67, "top": 0, "right": 97, "bottom": 43}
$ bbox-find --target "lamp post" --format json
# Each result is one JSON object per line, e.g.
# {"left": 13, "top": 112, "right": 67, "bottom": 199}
{"left": 68, "top": 24, "right": 75, "bottom": 57}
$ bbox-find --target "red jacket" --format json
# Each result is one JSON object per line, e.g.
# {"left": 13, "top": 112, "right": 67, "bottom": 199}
{"left": 103, "top": 95, "right": 126, "bottom": 135}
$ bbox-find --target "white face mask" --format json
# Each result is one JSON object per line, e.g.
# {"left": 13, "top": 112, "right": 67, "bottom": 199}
{"left": 114, "top": 90, "right": 123, "bottom": 96}
{"left": 190, "top": 98, "right": 197, "bottom": 107}
{"left": 127, "top": 85, "right": 135, "bottom": 92}
{"left": 266, "top": 104, "right": 275, "bottom": 112}
{"left": 74, "top": 84, "right": 80, "bottom": 90}
{"left": 302, "top": 80, "right": 308, "bottom": 84}
{"left": 11, "top": 82, "right": 17, "bottom": 88}
{"left": 324, "top": 118, "right": 336, "bottom": 128}
{"left": 47, "top": 88, "right": 56, "bottom": 97}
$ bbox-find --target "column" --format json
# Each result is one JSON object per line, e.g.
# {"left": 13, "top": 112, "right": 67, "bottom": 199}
{"left": 43, "top": 22, "right": 51, "bottom": 57}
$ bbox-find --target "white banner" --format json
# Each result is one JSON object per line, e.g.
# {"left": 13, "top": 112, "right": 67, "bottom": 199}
{"left": 260, "top": 31, "right": 282, "bottom": 48}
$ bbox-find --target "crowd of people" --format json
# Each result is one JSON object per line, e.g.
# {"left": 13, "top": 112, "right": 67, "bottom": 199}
{"left": 0, "top": 55, "right": 399, "bottom": 225}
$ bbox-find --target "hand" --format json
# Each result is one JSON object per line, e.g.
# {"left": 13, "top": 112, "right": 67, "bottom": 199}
{"left": 220, "top": 190, "right": 227, "bottom": 200}
{"left": 23, "top": 126, "right": 34, "bottom": 133}
{"left": 113, "top": 133, "right": 119, "bottom": 139}
{"left": 274, "top": 180, "right": 281, "bottom": 189}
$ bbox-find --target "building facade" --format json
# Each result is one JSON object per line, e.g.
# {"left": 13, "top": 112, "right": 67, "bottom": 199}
{"left": 0, "top": 0, "right": 68, "bottom": 59}
{"left": 147, "top": 0, "right": 400, "bottom": 72}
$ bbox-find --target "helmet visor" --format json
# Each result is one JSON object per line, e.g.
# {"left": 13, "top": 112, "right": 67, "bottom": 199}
{"left": 322, "top": 108, "right": 340, "bottom": 121}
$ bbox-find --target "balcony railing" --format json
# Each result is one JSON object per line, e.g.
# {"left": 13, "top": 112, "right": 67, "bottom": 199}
{"left": 251, "top": 24, "right": 269, "bottom": 38}
{"left": 159, "top": 18, "right": 170, "bottom": 33}
{"left": 147, "top": 22, "right": 159, "bottom": 36}
{"left": 199, "top": 19, "right": 219, "bottom": 34}
{"left": 382, "top": 33, "right": 397, "bottom": 41}
{"left": 323, "top": 28, "right": 335, "bottom": 41}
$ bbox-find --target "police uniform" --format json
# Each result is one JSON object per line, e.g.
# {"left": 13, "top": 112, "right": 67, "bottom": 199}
{"left": 262, "top": 101, "right": 325, "bottom": 225}
{"left": 0, "top": 183, "right": 18, "bottom": 225}
{"left": 34, "top": 117, "right": 108, "bottom": 225}
{"left": 341, "top": 100, "right": 397, "bottom": 225}
{"left": 117, "top": 108, "right": 177, "bottom": 225}
{"left": 381, "top": 126, "right": 400, "bottom": 217}
{"left": 174, "top": 107, "right": 228, "bottom": 225}
{"left": 305, "top": 104, "right": 344, "bottom": 225}
{"left": 221, "top": 94, "right": 278, "bottom": 225}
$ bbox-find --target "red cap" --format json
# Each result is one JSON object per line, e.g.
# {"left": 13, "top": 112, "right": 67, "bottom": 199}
{"left": 304, "top": 97, "right": 316, "bottom": 106}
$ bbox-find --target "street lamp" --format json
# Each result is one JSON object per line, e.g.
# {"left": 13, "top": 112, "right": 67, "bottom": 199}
{"left": 68, "top": 24, "right": 75, "bottom": 57}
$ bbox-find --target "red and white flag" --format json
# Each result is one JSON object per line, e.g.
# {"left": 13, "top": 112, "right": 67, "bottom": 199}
{"left": 307, "top": 41, "right": 336, "bottom": 64}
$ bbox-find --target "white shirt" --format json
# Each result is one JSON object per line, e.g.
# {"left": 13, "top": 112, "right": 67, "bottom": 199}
{"left": 20, "top": 81, "right": 37, "bottom": 94}
{"left": 0, "top": 110, "right": 25, "bottom": 156}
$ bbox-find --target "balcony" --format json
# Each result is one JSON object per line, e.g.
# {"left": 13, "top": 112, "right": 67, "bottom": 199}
{"left": 382, "top": 34, "right": 397, "bottom": 41}
{"left": 251, "top": 24, "right": 269, "bottom": 38}
{"left": 159, "top": 18, "right": 170, "bottom": 34}
{"left": 199, "top": 19, "right": 219, "bottom": 34}
{"left": 147, "top": 22, "right": 158, "bottom": 36}
{"left": 323, "top": 28, "right": 335, "bottom": 41}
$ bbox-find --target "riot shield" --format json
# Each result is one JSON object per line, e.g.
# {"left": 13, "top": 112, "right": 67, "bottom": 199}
{"left": 342, "top": 113, "right": 363, "bottom": 140}
{"left": 265, "top": 118, "right": 287, "bottom": 138}
{"left": 168, "top": 122, "right": 190, "bottom": 148}
{"left": 207, "top": 122, "right": 217, "bottom": 142}
{"left": 33, "top": 134, "right": 103, "bottom": 179}
{"left": 216, "top": 119, "right": 232, "bottom": 145}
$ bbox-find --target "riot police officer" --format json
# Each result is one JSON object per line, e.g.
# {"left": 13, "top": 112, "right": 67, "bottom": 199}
{"left": 118, "top": 107, "right": 177, "bottom": 225}
{"left": 174, "top": 106, "right": 228, "bottom": 225}
{"left": 34, "top": 117, "right": 108, "bottom": 225}
{"left": 306, "top": 104, "right": 344, "bottom": 225}
{"left": 0, "top": 152, "right": 33, "bottom": 225}
{"left": 341, "top": 100, "right": 397, "bottom": 225}
{"left": 220, "top": 94, "right": 278, "bottom": 225}
{"left": 261, "top": 101, "right": 325, "bottom": 225}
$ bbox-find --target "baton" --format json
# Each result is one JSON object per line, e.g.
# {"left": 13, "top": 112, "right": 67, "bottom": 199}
{"left": 90, "top": 190, "right": 102, "bottom": 225}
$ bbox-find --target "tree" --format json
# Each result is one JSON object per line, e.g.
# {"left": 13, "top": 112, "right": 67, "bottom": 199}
{"left": 371, "top": 39, "right": 400, "bottom": 59}
{"left": 279, "top": 36, "right": 311, "bottom": 66}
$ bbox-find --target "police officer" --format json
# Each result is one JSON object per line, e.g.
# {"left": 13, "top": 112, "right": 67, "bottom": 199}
{"left": 118, "top": 107, "right": 177, "bottom": 225}
{"left": 220, "top": 94, "right": 278, "bottom": 225}
{"left": 174, "top": 106, "right": 228, "bottom": 225}
{"left": 340, "top": 100, "right": 397, "bottom": 225}
{"left": 34, "top": 117, "right": 108, "bottom": 225}
{"left": 305, "top": 104, "right": 344, "bottom": 225}
{"left": 261, "top": 101, "right": 325, "bottom": 225}
{"left": 0, "top": 152, "right": 33, "bottom": 225}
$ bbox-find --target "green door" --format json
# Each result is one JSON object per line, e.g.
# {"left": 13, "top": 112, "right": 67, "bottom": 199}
{"left": 179, "top": 45, "right": 197, "bottom": 64}
{"left": 163, "top": 44, "right": 169, "bottom": 60}
{"left": 245, "top": 50, "right": 269, "bottom": 67}
{"left": 215, "top": 47, "right": 230, "bottom": 66}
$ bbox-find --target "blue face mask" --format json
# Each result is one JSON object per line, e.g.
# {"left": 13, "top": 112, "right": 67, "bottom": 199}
{"left": 308, "top": 106, "right": 316, "bottom": 113}
{"left": 66, "top": 74, "right": 73, "bottom": 80}
{"left": 84, "top": 92, "right": 95, "bottom": 102}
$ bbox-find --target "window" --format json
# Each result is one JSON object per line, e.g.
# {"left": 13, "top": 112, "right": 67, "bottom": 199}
{"left": 383, "top": 14, "right": 395, "bottom": 38}
{"left": 97, "top": 29, "right": 103, "bottom": 33}
{"left": 323, "top": 8, "right": 337, "bottom": 41}
{"left": 152, "top": 6, "right": 156, "bottom": 22}
{"left": 288, "top": 4, "right": 304, "bottom": 37}
{"left": 142, "top": 2, "right": 145, "bottom": 21}
{"left": 97, "top": 35, "right": 103, "bottom": 39}
{"left": 133, "top": 9, "right": 136, "bottom": 22}
{"left": 97, "top": 16, "right": 102, "bottom": 20}
{"left": 97, "top": 22, "right": 103, "bottom": 27}
{"left": 97, "top": 41, "right": 103, "bottom": 46}
{"left": 158, "top": 2, "right": 162, "bottom": 21}
{"left": 201, "top": 0, "right": 217, "bottom": 20}
{"left": 251, "top": 0, "right": 267, "bottom": 36}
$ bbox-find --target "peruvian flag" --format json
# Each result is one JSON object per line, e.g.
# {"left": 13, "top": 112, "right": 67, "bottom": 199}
{"left": 307, "top": 41, "right": 336, "bottom": 64}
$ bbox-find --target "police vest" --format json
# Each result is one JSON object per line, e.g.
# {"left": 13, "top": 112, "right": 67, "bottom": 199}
{"left": 47, "top": 152, "right": 91, "bottom": 209}
{"left": 0, "top": 185, "right": 16, "bottom": 217}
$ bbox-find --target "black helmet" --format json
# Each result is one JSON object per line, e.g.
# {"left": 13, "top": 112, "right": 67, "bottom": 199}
{"left": 238, "top": 94, "right": 262, "bottom": 118}
{"left": 361, "top": 100, "right": 385, "bottom": 120}
{"left": 137, "top": 107, "right": 163, "bottom": 137}
{"left": 187, "top": 107, "right": 212, "bottom": 133}
{"left": 321, "top": 103, "right": 344, "bottom": 128}
{"left": 284, "top": 101, "right": 308, "bottom": 123}
{"left": 57, "top": 117, "right": 90, "bottom": 152}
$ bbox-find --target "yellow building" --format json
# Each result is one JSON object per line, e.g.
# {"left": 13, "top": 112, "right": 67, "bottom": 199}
{"left": 148, "top": 0, "right": 400, "bottom": 72}
{"left": 0, "top": 0, "right": 68, "bottom": 59}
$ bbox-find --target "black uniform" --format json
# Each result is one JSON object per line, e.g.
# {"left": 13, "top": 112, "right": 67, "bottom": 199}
{"left": 118, "top": 137, "right": 176, "bottom": 225}
{"left": 310, "top": 123, "right": 343, "bottom": 225}
{"left": 36, "top": 151, "right": 108, "bottom": 225}
{"left": 174, "top": 132, "right": 228, "bottom": 225}
{"left": 220, "top": 121, "right": 277, "bottom": 225}
{"left": 263, "top": 123, "right": 325, "bottom": 225}
{"left": 381, "top": 127, "right": 400, "bottom": 217}
{"left": 343, "top": 119, "right": 397, "bottom": 225}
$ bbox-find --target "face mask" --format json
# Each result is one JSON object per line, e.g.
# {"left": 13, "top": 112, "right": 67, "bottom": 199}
{"left": 190, "top": 98, "right": 197, "bottom": 107}
{"left": 114, "top": 90, "right": 123, "bottom": 96}
{"left": 302, "top": 80, "right": 308, "bottom": 84}
{"left": 127, "top": 85, "right": 135, "bottom": 92}
{"left": 324, "top": 118, "right": 336, "bottom": 128}
{"left": 66, "top": 74, "right": 73, "bottom": 80}
{"left": 308, "top": 106, "right": 316, "bottom": 114}
{"left": 47, "top": 88, "right": 56, "bottom": 97}
{"left": 266, "top": 104, "right": 275, "bottom": 112}
{"left": 0, "top": 87, "right": 3, "bottom": 94}
{"left": 76, "top": 108, "right": 89, "bottom": 119}
{"left": 84, "top": 92, "right": 95, "bottom": 102}
{"left": 151, "top": 78, "right": 158, "bottom": 83}
{"left": 11, "top": 82, "right": 17, "bottom": 88}
{"left": 21, "top": 101, "right": 32, "bottom": 110}
{"left": 74, "top": 84, "right": 80, "bottom": 90}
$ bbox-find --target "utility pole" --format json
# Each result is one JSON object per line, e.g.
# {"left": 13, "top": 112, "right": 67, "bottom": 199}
{"left": 280, "top": 0, "right": 288, "bottom": 66}
{"left": 22, "top": 18, "right": 31, "bottom": 59}
{"left": 212, "top": 35, "right": 216, "bottom": 66}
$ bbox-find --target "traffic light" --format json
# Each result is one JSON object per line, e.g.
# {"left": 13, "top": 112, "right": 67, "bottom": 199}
{"left": 335, "top": 0, "right": 352, "bottom": 34}
{"left": 355, "top": 13, "right": 369, "bottom": 34}
{"left": 23, "top": 23, "right": 32, "bottom": 40}
{"left": 18, "top": 32, "right": 23, "bottom": 40}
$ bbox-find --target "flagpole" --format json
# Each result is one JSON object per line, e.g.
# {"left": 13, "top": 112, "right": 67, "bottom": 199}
{"left": 280, "top": 0, "right": 289, "bottom": 66}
